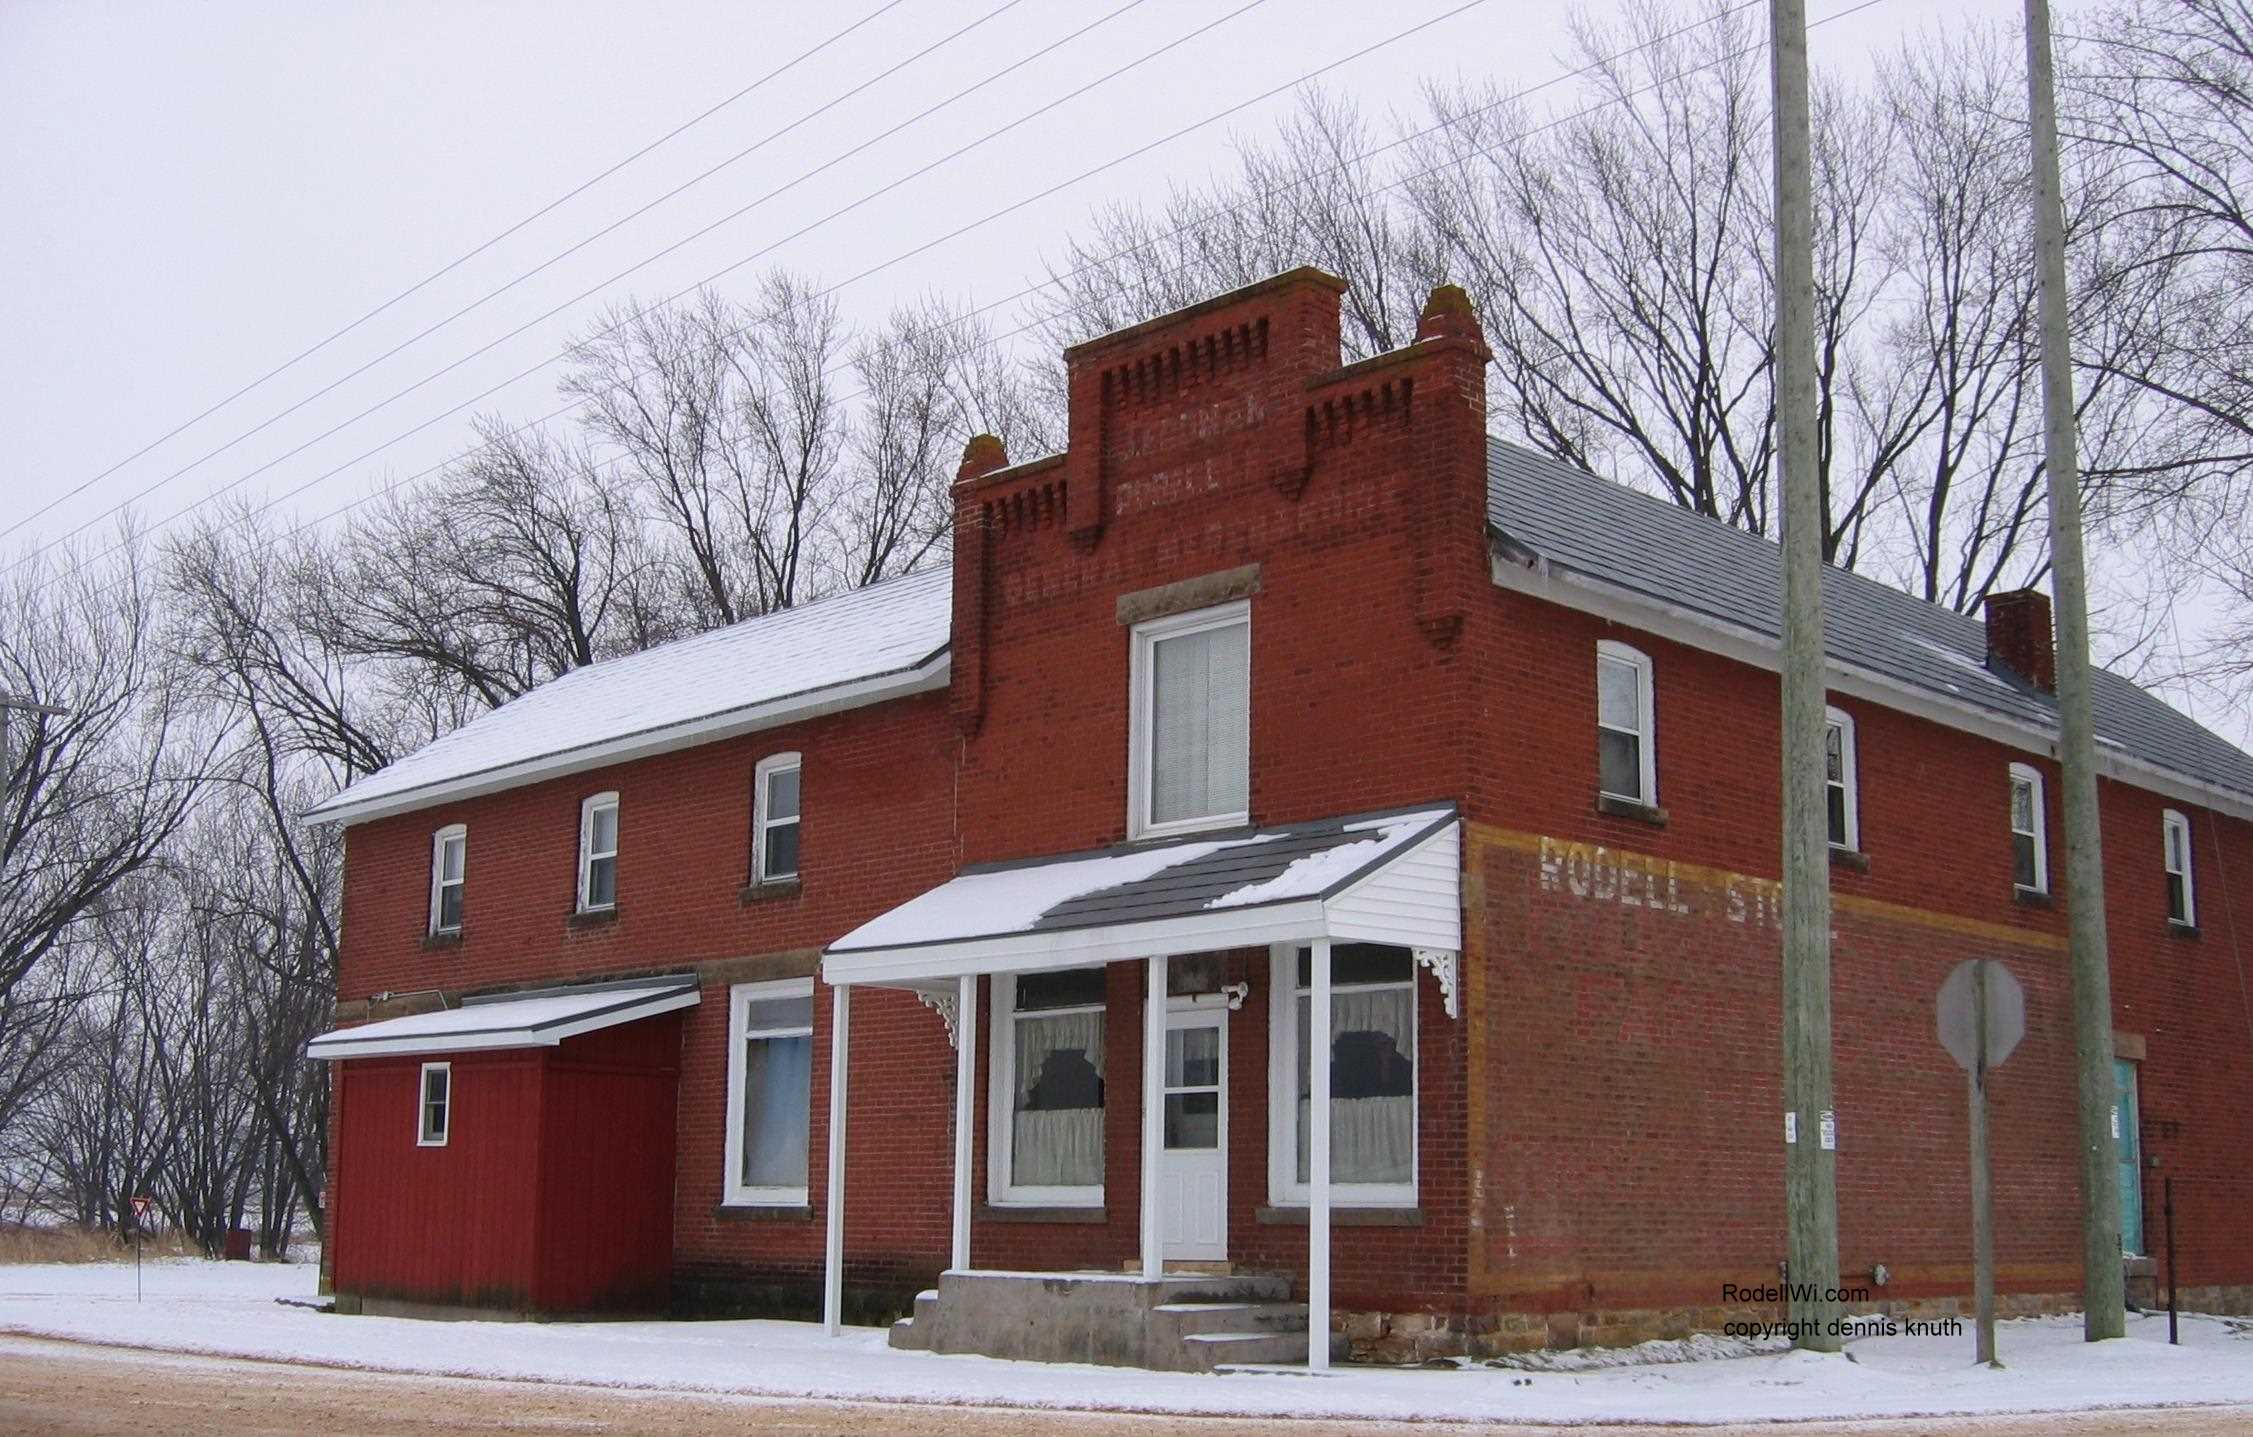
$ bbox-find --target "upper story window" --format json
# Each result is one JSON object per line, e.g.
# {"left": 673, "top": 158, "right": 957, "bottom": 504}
{"left": 578, "top": 791, "right": 619, "bottom": 912}
{"left": 2009, "top": 763, "right": 2048, "bottom": 894}
{"left": 1130, "top": 602, "right": 1250, "bottom": 839}
{"left": 1595, "top": 641, "right": 1656, "bottom": 806}
{"left": 1825, "top": 708, "right": 1859, "bottom": 852}
{"left": 990, "top": 968, "right": 1107, "bottom": 1206}
{"left": 418, "top": 1062, "right": 451, "bottom": 1146}
{"left": 2163, "top": 808, "right": 2196, "bottom": 927}
{"left": 724, "top": 979, "right": 814, "bottom": 1206}
{"left": 753, "top": 753, "right": 802, "bottom": 884}
{"left": 428, "top": 824, "right": 466, "bottom": 935}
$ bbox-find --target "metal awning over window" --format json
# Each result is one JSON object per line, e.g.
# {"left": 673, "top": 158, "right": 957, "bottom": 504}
{"left": 307, "top": 976, "right": 699, "bottom": 1061}
{"left": 822, "top": 805, "right": 1460, "bottom": 987}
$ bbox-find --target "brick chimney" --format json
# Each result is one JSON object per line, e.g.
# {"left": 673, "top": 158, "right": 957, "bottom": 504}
{"left": 1984, "top": 588, "right": 2056, "bottom": 692}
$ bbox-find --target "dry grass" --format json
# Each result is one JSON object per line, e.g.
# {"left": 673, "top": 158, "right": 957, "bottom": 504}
{"left": 0, "top": 1223, "right": 197, "bottom": 1264}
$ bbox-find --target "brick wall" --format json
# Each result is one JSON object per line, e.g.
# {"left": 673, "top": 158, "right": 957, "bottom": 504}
{"left": 332, "top": 266, "right": 2253, "bottom": 1345}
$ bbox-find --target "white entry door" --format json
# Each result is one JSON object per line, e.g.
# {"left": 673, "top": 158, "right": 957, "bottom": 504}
{"left": 1160, "top": 1006, "right": 1227, "bottom": 1262}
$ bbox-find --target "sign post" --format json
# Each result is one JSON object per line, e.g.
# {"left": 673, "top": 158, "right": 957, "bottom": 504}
{"left": 1937, "top": 959, "right": 2027, "bottom": 1367}
{"left": 130, "top": 1195, "right": 152, "bottom": 1303}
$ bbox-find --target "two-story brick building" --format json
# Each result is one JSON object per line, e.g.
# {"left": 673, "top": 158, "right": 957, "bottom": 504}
{"left": 308, "top": 268, "right": 2253, "bottom": 1366}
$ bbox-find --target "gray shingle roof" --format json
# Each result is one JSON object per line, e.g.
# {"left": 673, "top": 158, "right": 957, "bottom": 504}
{"left": 1485, "top": 441, "right": 2253, "bottom": 806}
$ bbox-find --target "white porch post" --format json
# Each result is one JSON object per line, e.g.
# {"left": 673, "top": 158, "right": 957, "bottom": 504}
{"left": 1140, "top": 954, "right": 1169, "bottom": 1280}
{"left": 823, "top": 982, "right": 851, "bottom": 1335}
{"left": 951, "top": 973, "right": 977, "bottom": 1272}
{"left": 1309, "top": 936, "right": 1333, "bottom": 1372}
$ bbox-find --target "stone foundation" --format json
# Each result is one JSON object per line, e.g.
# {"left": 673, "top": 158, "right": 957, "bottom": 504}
{"left": 1336, "top": 1283, "right": 2253, "bottom": 1364}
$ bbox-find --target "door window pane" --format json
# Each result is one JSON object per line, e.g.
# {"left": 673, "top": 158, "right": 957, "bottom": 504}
{"left": 1165, "top": 1091, "right": 1219, "bottom": 1150}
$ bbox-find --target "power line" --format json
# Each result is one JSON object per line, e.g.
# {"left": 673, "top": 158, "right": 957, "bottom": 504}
{"left": 0, "top": 0, "right": 917, "bottom": 547}
{"left": 14, "top": 0, "right": 1052, "bottom": 567}
{"left": 19, "top": 0, "right": 1321, "bottom": 588}
{"left": 276, "top": 0, "right": 1854, "bottom": 547}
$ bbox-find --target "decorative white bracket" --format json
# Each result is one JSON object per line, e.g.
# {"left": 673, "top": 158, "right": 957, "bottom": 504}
{"left": 1413, "top": 948, "right": 1460, "bottom": 1020}
{"left": 1220, "top": 981, "right": 1250, "bottom": 1012}
{"left": 918, "top": 989, "right": 960, "bottom": 1048}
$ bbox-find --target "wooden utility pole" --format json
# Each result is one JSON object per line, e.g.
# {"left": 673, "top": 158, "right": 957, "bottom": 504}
{"left": 1770, "top": 0, "right": 1842, "bottom": 1353}
{"left": 2021, "top": 0, "right": 2126, "bottom": 1341}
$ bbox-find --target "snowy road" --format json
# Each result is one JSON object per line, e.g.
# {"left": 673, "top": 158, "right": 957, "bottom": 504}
{"left": 3, "top": 1335, "right": 2251, "bottom": 1436}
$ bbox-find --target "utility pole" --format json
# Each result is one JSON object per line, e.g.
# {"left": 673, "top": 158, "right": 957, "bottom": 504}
{"left": 2021, "top": 0, "right": 2126, "bottom": 1342}
{"left": 1770, "top": 0, "right": 1842, "bottom": 1353}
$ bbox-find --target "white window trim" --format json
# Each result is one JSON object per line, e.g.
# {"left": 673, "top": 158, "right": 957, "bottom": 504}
{"left": 428, "top": 824, "right": 466, "bottom": 936}
{"left": 577, "top": 791, "right": 619, "bottom": 913}
{"left": 417, "top": 1062, "right": 450, "bottom": 1147}
{"left": 1127, "top": 601, "right": 1252, "bottom": 841}
{"left": 2164, "top": 808, "right": 2196, "bottom": 927}
{"left": 2010, "top": 763, "right": 2049, "bottom": 895}
{"left": 1265, "top": 945, "right": 1419, "bottom": 1209}
{"left": 1595, "top": 640, "right": 1657, "bottom": 805}
{"left": 723, "top": 977, "right": 815, "bottom": 1207}
{"left": 987, "top": 970, "right": 1106, "bottom": 1208}
{"left": 1825, "top": 707, "right": 1860, "bottom": 853}
{"left": 753, "top": 752, "right": 802, "bottom": 884}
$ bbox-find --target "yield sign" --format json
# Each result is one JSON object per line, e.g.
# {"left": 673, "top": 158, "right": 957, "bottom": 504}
{"left": 130, "top": 1195, "right": 152, "bottom": 1222}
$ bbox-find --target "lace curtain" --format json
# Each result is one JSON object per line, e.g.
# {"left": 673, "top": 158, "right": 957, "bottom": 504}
{"left": 1013, "top": 1008, "right": 1105, "bottom": 1188}
{"left": 1295, "top": 986, "right": 1414, "bottom": 1185}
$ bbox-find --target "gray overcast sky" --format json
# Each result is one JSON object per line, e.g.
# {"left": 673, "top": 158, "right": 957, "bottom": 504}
{"left": 1, "top": 0, "right": 2020, "bottom": 562}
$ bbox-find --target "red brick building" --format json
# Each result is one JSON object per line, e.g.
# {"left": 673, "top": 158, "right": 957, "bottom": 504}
{"left": 310, "top": 269, "right": 2253, "bottom": 1363}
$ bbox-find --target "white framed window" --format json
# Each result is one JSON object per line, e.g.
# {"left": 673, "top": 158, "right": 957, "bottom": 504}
{"left": 753, "top": 752, "right": 802, "bottom": 884}
{"left": 417, "top": 1062, "right": 451, "bottom": 1146}
{"left": 1596, "top": 640, "right": 1656, "bottom": 805}
{"left": 1825, "top": 708, "right": 1859, "bottom": 852}
{"left": 1128, "top": 602, "right": 1250, "bottom": 839}
{"left": 1267, "top": 944, "right": 1417, "bottom": 1208}
{"left": 2010, "top": 763, "right": 2048, "bottom": 894}
{"left": 428, "top": 824, "right": 467, "bottom": 935}
{"left": 724, "top": 979, "right": 814, "bottom": 1206}
{"left": 578, "top": 791, "right": 619, "bottom": 912}
{"left": 988, "top": 968, "right": 1107, "bottom": 1207}
{"left": 2164, "top": 808, "right": 2196, "bottom": 927}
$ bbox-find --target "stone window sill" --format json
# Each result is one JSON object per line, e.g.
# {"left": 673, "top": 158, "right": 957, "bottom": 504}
{"left": 713, "top": 1203, "right": 812, "bottom": 1223}
{"left": 977, "top": 1205, "right": 1107, "bottom": 1224}
{"left": 421, "top": 930, "right": 463, "bottom": 952}
{"left": 2013, "top": 887, "right": 2054, "bottom": 909}
{"left": 567, "top": 907, "right": 620, "bottom": 931}
{"left": 2168, "top": 920, "right": 2201, "bottom": 939}
{"left": 1827, "top": 847, "right": 1870, "bottom": 873}
{"left": 1596, "top": 793, "right": 1668, "bottom": 827}
{"left": 1255, "top": 1205, "right": 1423, "bottom": 1227}
{"left": 740, "top": 878, "right": 803, "bottom": 905}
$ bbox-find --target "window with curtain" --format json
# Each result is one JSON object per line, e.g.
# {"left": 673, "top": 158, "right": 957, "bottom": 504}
{"left": 726, "top": 981, "right": 813, "bottom": 1204}
{"left": 1273, "top": 945, "right": 1416, "bottom": 1203}
{"left": 1132, "top": 604, "right": 1249, "bottom": 837}
{"left": 996, "top": 968, "right": 1106, "bottom": 1201}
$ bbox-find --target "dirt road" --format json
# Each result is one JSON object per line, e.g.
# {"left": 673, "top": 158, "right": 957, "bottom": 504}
{"left": 2, "top": 1335, "right": 2250, "bottom": 1436}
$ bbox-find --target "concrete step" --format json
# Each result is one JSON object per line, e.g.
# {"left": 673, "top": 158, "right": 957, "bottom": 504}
{"left": 1178, "top": 1328, "right": 1349, "bottom": 1372}
{"left": 886, "top": 1289, "right": 941, "bottom": 1351}
{"left": 1152, "top": 1300, "right": 1312, "bottom": 1338}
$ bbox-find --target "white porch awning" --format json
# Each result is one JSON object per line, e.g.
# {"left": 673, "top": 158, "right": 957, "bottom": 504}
{"left": 306, "top": 976, "right": 699, "bottom": 1061}
{"left": 822, "top": 805, "right": 1459, "bottom": 987}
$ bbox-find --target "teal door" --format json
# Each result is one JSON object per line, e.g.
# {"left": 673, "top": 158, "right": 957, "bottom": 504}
{"left": 2114, "top": 1059, "right": 2144, "bottom": 1255}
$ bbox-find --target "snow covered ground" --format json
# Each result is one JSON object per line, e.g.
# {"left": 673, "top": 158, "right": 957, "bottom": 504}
{"left": 1, "top": 1259, "right": 2249, "bottom": 1426}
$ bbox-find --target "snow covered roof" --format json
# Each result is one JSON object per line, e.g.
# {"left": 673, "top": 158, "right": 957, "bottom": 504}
{"left": 823, "top": 806, "right": 1461, "bottom": 986}
{"left": 306, "top": 976, "right": 700, "bottom": 1061}
{"left": 305, "top": 568, "right": 951, "bottom": 827}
